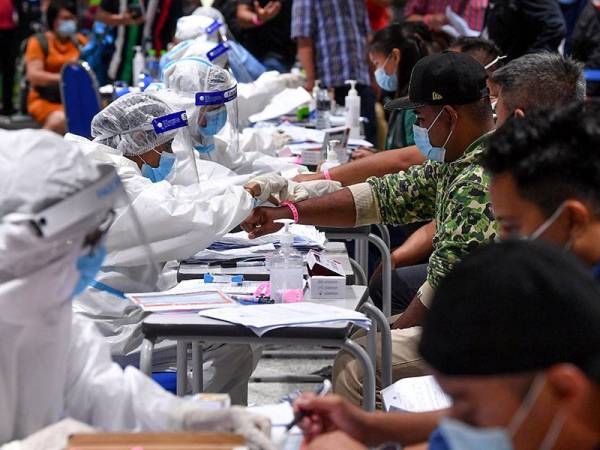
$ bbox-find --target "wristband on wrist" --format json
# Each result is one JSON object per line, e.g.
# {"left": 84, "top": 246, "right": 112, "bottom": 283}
{"left": 280, "top": 201, "right": 299, "bottom": 223}
{"left": 252, "top": 14, "right": 263, "bottom": 26}
{"left": 322, "top": 169, "right": 332, "bottom": 181}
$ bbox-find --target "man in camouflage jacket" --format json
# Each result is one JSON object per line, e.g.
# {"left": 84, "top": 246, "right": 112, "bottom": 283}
{"left": 242, "top": 53, "right": 498, "bottom": 405}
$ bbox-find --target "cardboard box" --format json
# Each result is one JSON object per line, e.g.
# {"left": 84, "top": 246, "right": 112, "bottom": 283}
{"left": 68, "top": 432, "right": 245, "bottom": 450}
{"left": 306, "top": 250, "right": 346, "bottom": 299}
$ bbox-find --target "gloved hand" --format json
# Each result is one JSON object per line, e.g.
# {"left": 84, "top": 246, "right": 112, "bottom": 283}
{"left": 272, "top": 129, "right": 293, "bottom": 150}
{"left": 183, "top": 406, "right": 274, "bottom": 450}
{"left": 245, "top": 173, "right": 342, "bottom": 204}
{"left": 2, "top": 418, "right": 97, "bottom": 450}
{"left": 279, "top": 73, "right": 307, "bottom": 89}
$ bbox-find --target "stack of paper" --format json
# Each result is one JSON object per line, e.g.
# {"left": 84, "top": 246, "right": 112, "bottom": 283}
{"left": 381, "top": 375, "right": 452, "bottom": 413}
{"left": 198, "top": 302, "right": 371, "bottom": 336}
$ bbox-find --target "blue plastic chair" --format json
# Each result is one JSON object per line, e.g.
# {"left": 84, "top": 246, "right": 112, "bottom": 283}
{"left": 152, "top": 371, "right": 178, "bottom": 395}
{"left": 60, "top": 61, "right": 101, "bottom": 138}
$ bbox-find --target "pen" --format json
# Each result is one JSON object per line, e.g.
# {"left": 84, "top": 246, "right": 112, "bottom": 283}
{"left": 286, "top": 379, "right": 332, "bottom": 431}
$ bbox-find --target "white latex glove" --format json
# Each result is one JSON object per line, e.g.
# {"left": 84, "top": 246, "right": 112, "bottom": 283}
{"left": 183, "top": 406, "right": 274, "bottom": 450}
{"left": 272, "top": 129, "right": 293, "bottom": 150}
{"left": 278, "top": 73, "right": 306, "bottom": 89}
{"left": 245, "top": 173, "right": 342, "bottom": 204}
{"left": 2, "top": 419, "right": 97, "bottom": 450}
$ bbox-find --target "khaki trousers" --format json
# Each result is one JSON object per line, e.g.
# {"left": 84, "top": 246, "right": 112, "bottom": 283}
{"left": 333, "top": 315, "right": 430, "bottom": 408}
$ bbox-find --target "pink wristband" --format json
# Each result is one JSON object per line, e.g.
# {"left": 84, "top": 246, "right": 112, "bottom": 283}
{"left": 252, "top": 14, "right": 263, "bottom": 26}
{"left": 281, "top": 201, "right": 299, "bottom": 223}
{"left": 322, "top": 169, "right": 332, "bottom": 181}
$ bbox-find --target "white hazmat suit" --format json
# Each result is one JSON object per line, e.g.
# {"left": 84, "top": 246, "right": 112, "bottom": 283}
{"left": 70, "top": 94, "right": 257, "bottom": 402}
{"left": 0, "top": 129, "right": 272, "bottom": 450}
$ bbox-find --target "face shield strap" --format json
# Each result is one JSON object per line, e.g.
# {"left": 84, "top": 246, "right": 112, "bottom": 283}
{"left": 195, "top": 86, "right": 237, "bottom": 106}
{"left": 484, "top": 55, "right": 507, "bottom": 70}
{"left": 4, "top": 165, "right": 122, "bottom": 239}
{"left": 207, "top": 42, "right": 230, "bottom": 62}
{"left": 152, "top": 110, "right": 188, "bottom": 134}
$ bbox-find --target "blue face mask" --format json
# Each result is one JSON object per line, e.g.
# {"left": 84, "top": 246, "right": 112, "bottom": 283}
{"left": 58, "top": 19, "right": 77, "bottom": 36}
{"left": 413, "top": 108, "right": 453, "bottom": 162}
{"left": 193, "top": 140, "right": 216, "bottom": 155}
{"left": 198, "top": 107, "right": 227, "bottom": 137}
{"left": 141, "top": 151, "right": 176, "bottom": 183}
{"left": 374, "top": 54, "right": 398, "bottom": 92}
{"left": 429, "top": 418, "right": 513, "bottom": 450}
{"left": 72, "top": 245, "right": 107, "bottom": 297}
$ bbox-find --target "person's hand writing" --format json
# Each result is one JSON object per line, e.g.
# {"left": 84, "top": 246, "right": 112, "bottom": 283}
{"left": 294, "top": 394, "right": 371, "bottom": 444}
{"left": 305, "top": 431, "right": 368, "bottom": 450}
{"left": 241, "top": 206, "right": 291, "bottom": 239}
{"left": 254, "top": 1, "right": 281, "bottom": 23}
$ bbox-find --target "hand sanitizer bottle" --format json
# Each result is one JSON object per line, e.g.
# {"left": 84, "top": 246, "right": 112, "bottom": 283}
{"left": 344, "top": 80, "right": 361, "bottom": 139}
{"left": 270, "top": 219, "right": 304, "bottom": 303}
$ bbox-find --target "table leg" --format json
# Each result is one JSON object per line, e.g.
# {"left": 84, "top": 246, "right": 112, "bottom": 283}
{"left": 343, "top": 339, "right": 376, "bottom": 411}
{"left": 176, "top": 341, "right": 189, "bottom": 397}
{"left": 361, "top": 302, "right": 393, "bottom": 389}
{"left": 140, "top": 338, "right": 155, "bottom": 376}
{"left": 192, "top": 342, "right": 204, "bottom": 394}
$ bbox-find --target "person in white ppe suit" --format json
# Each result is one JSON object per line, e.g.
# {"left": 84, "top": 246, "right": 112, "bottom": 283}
{"left": 159, "top": 35, "right": 304, "bottom": 129}
{"left": 70, "top": 93, "right": 258, "bottom": 404}
{"left": 162, "top": 57, "right": 301, "bottom": 179}
{"left": 0, "top": 129, "right": 273, "bottom": 450}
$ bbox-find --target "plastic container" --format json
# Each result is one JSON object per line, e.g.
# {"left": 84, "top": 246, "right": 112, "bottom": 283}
{"left": 270, "top": 219, "right": 304, "bottom": 303}
{"left": 320, "top": 140, "right": 341, "bottom": 172}
{"left": 345, "top": 80, "right": 361, "bottom": 139}
{"left": 132, "top": 46, "right": 145, "bottom": 88}
{"left": 315, "top": 86, "right": 331, "bottom": 130}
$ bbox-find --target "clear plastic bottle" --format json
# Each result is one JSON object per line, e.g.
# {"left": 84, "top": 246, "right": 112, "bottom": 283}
{"left": 132, "top": 46, "right": 145, "bottom": 87}
{"left": 146, "top": 49, "right": 160, "bottom": 80}
{"left": 320, "top": 140, "right": 341, "bottom": 172}
{"left": 270, "top": 219, "right": 304, "bottom": 303}
{"left": 344, "top": 80, "right": 361, "bottom": 139}
{"left": 315, "top": 86, "right": 331, "bottom": 130}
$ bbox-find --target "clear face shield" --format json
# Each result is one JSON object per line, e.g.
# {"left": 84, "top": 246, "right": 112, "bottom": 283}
{"left": 1, "top": 165, "right": 162, "bottom": 294}
{"left": 192, "top": 84, "right": 239, "bottom": 161}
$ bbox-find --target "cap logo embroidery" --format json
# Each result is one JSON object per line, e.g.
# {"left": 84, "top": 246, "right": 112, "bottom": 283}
{"left": 432, "top": 92, "right": 443, "bottom": 101}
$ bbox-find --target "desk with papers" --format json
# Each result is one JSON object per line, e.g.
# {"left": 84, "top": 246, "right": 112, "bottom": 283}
{"left": 139, "top": 286, "right": 379, "bottom": 411}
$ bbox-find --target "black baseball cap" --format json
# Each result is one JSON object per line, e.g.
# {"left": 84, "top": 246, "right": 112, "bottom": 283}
{"left": 419, "top": 240, "right": 600, "bottom": 383}
{"left": 385, "top": 51, "right": 489, "bottom": 111}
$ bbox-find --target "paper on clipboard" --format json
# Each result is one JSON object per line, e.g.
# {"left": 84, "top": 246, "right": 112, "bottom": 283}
{"left": 126, "top": 290, "right": 237, "bottom": 313}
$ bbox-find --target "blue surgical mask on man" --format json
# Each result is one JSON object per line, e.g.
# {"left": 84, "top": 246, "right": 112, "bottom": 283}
{"left": 374, "top": 54, "right": 398, "bottom": 93}
{"left": 141, "top": 151, "right": 176, "bottom": 183}
{"left": 198, "top": 107, "right": 227, "bottom": 137}
{"left": 413, "top": 108, "right": 454, "bottom": 162}
{"left": 58, "top": 20, "right": 77, "bottom": 36}
{"left": 428, "top": 375, "right": 565, "bottom": 450}
{"left": 73, "top": 245, "right": 107, "bottom": 297}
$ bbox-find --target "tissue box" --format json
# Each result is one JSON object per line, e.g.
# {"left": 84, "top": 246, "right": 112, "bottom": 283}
{"left": 309, "top": 275, "right": 346, "bottom": 299}
{"left": 306, "top": 250, "right": 346, "bottom": 299}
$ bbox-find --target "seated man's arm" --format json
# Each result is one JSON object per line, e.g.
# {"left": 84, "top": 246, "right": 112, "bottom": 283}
{"left": 392, "top": 221, "right": 435, "bottom": 267}
{"left": 295, "top": 146, "right": 425, "bottom": 186}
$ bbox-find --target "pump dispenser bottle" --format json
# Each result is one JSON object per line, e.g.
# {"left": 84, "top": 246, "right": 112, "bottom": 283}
{"left": 345, "top": 80, "right": 361, "bottom": 139}
{"left": 270, "top": 219, "right": 304, "bottom": 303}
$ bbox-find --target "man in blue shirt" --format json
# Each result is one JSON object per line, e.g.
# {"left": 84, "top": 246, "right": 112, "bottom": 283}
{"left": 291, "top": 0, "right": 377, "bottom": 143}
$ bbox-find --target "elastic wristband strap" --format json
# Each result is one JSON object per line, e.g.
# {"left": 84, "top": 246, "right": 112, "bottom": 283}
{"left": 323, "top": 169, "right": 332, "bottom": 181}
{"left": 281, "top": 201, "right": 299, "bottom": 223}
{"left": 252, "top": 14, "right": 263, "bottom": 26}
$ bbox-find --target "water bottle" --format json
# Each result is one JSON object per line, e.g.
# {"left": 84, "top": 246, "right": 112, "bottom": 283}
{"left": 146, "top": 49, "right": 160, "bottom": 80}
{"left": 316, "top": 87, "right": 331, "bottom": 130}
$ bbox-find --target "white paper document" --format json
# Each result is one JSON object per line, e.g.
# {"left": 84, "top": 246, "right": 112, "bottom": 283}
{"left": 198, "top": 302, "right": 371, "bottom": 336}
{"left": 249, "top": 87, "right": 313, "bottom": 123}
{"left": 381, "top": 375, "right": 452, "bottom": 413}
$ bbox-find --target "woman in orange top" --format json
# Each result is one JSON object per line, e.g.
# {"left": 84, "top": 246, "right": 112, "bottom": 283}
{"left": 25, "top": 0, "right": 86, "bottom": 134}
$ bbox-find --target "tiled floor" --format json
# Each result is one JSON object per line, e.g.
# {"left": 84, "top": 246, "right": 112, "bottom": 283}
{"left": 248, "top": 345, "right": 333, "bottom": 406}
